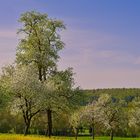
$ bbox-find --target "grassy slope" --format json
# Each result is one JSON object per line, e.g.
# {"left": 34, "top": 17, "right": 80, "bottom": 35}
{"left": 0, "top": 135, "right": 140, "bottom": 140}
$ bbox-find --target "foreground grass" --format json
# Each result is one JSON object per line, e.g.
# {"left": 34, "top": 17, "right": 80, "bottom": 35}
{"left": 0, "top": 134, "right": 140, "bottom": 140}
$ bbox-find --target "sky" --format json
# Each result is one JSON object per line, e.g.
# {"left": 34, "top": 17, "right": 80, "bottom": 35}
{"left": 0, "top": 0, "right": 140, "bottom": 89}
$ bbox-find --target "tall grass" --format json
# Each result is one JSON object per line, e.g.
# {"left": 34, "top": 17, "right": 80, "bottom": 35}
{"left": 0, "top": 134, "right": 140, "bottom": 140}
{"left": 0, "top": 134, "right": 61, "bottom": 140}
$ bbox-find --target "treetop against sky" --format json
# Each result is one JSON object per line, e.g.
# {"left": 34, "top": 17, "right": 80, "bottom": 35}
{"left": 0, "top": 0, "right": 140, "bottom": 89}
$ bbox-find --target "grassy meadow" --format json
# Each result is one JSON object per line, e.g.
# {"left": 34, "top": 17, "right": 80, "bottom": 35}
{"left": 0, "top": 135, "right": 140, "bottom": 140}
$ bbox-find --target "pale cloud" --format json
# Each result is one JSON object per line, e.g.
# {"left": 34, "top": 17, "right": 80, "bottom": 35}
{"left": 0, "top": 52, "right": 15, "bottom": 70}
{"left": 59, "top": 28, "right": 140, "bottom": 88}
{"left": 61, "top": 28, "right": 119, "bottom": 50}
{"left": 0, "top": 28, "right": 17, "bottom": 70}
{"left": 75, "top": 67, "right": 140, "bottom": 89}
{"left": 0, "top": 29, "right": 17, "bottom": 39}
{"left": 134, "top": 57, "right": 140, "bottom": 65}
{"left": 60, "top": 28, "right": 131, "bottom": 67}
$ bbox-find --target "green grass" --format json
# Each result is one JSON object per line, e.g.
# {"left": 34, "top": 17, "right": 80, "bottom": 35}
{"left": 0, "top": 134, "right": 140, "bottom": 140}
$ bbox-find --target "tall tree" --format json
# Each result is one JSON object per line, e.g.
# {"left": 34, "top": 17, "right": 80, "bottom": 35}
{"left": 129, "top": 97, "right": 140, "bottom": 131}
{"left": 95, "top": 94, "right": 125, "bottom": 140}
{"left": 16, "top": 11, "right": 65, "bottom": 80}
{"left": 16, "top": 11, "right": 65, "bottom": 136}
{"left": 82, "top": 102, "right": 98, "bottom": 140}
{"left": 41, "top": 68, "right": 78, "bottom": 136}
{"left": 1, "top": 65, "right": 44, "bottom": 135}
{"left": 69, "top": 109, "right": 84, "bottom": 140}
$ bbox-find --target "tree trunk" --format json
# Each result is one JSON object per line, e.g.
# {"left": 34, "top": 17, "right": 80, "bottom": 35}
{"left": 110, "top": 129, "right": 114, "bottom": 140}
{"left": 47, "top": 109, "right": 52, "bottom": 137}
{"left": 91, "top": 125, "right": 95, "bottom": 139}
{"left": 75, "top": 128, "right": 79, "bottom": 140}
{"left": 38, "top": 67, "right": 42, "bottom": 81}
{"left": 24, "top": 120, "right": 31, "bottom": 136}
{"left": 43, "top": 68, "right": 46, "bottom": 81}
